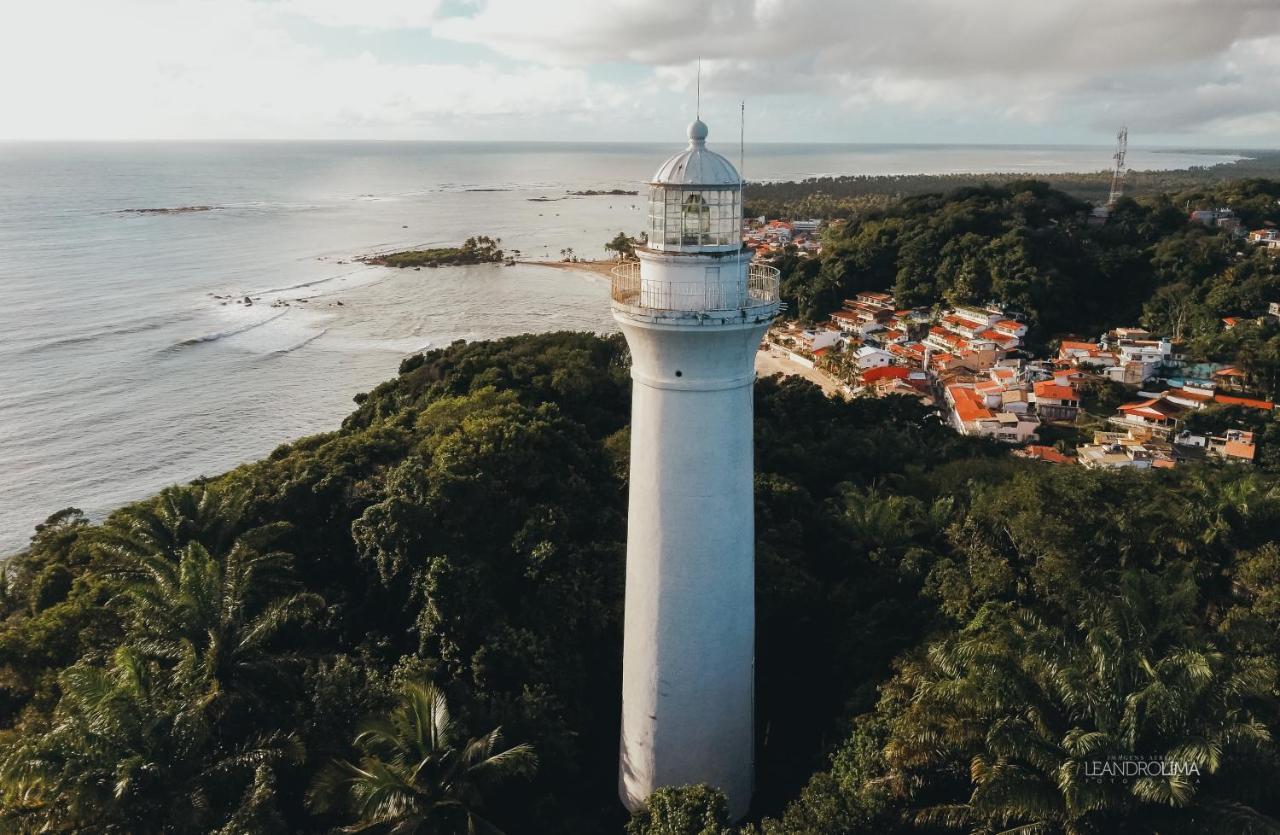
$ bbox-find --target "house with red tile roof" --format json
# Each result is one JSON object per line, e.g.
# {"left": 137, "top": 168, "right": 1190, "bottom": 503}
{"left": 1214, "top": 429, "right": 1257, "bottom": 463}
{"left": 1112, "top": 396, "right": 1187, "bottom": 436}
{"left": 945, "top": 383, "right": 1040, "bottom": 443}
{"left": 1016, "top": 445, "right": 1076, "bottom": 465}
{"left": 1033, "top": 379, "right": 1080, "bottom": 421}
{"left": 1214, "top": 393, "right": 1275, "bottom": 412}
{"left": 1212, "top": 365, "right": 1247, "bottom": 391}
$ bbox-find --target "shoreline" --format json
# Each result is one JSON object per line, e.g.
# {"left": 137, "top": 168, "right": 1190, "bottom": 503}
{"left": 522, "top": 258, "right": 622, "bottom": 277}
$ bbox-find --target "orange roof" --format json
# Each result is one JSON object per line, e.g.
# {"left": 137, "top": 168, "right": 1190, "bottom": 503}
{"left": 1213, "top": 366, "right": 1246, "bottom": 378}
{"left": 1060, "top": 340, "right": 1098, "bottom": 352}
{"left": 1021, "top": 445, "right": 1075, "bottom": 464}
{"left": 994, "top": 319, "right": 1024, "bottom": 332}
{"left": 948, "top": 385, "right": 994, "bottom": 422}
{"left": 1224, "top": 439, "right": 1257, "bottom": 460}
{"left": 978, "top": 328, "right": 1017, "bottom": 344}
{"left": 1214, "top": 393, "right": 1274, "bottom": 411}
{"left": 1033, "top": 380, "right": 1077, "bottom": 401}
{"left": 1169, "top": 387, "right": 1214, "bottom": 403}
{"left": 1223, "top": 317, "right": 1241, "bottom": 326}
{"left": 862, "top": 365, "right": 910, "bottom": 384}
{"left": 991, "top": 368, "right": 1016, "bottom": 380}
{"left": 975, "top": 380, "right": 1004, "bottom": 393}
{"left": 1119, "top": 398, "right": 1184, "bottom": 420}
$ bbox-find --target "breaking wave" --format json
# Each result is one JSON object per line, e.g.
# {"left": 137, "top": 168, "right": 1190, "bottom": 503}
{"left": 173, "top": 310, "right": 289, "bottom": 348}
{"left": 23, "top": 312, "right": 195, "bottom": 354}
{"left": 272, "top": 328, "right": 328, "bottom": 355}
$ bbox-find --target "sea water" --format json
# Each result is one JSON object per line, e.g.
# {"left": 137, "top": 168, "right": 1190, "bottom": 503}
{"left": 0, "top": 141, "right": 1244, "bottom": 554}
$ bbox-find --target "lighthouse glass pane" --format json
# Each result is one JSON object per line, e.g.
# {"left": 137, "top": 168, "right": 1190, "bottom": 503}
{"left": 646, "top": 187, "right": 742, "bottom": 248}
{"left": 647, "top": 187, "right": 665, "bottom": 243}
{"left": 681, "top": 192, "right": 710, "bottom": 245}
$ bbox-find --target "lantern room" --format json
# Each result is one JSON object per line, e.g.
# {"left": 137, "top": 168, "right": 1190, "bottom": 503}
{"left": 645, "top": 119, "right": 743, "bottom": 252}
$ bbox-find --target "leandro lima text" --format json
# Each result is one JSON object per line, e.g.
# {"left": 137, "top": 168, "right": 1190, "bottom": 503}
{"left": 1084, "top": 759, "right": 1202, "bottom": 779}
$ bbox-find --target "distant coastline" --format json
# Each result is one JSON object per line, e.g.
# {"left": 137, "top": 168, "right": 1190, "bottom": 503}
{"left": 744, "top": 149, "right": 1280, "bottom": 213}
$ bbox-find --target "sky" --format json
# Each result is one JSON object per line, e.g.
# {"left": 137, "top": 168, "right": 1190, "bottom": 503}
{"left": 2, "top": 0, "right": 1279, "bottom": 146}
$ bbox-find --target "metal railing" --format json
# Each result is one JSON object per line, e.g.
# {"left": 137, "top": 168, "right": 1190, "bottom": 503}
{"left": 610, "top": 261, "right": 780, "bottom": 314}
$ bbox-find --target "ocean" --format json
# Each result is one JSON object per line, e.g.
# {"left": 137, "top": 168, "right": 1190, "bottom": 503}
{"left": 0, "top": 140, "right": 1245, "bottom": 554}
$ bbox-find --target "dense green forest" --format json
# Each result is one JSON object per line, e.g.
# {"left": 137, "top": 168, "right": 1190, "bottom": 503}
{"left": 3, "top": 331, "right": 1280, "bottom": 833}
{"left": 744, "top": 151, "right": 1280, "bottom": 219}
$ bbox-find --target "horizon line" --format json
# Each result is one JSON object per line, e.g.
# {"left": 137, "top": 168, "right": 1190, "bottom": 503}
{"left": 0, "top": 137, "right": 1274, "bottom": 153}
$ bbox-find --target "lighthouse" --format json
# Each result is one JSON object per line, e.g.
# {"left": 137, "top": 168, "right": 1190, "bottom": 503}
{"left": 613, "top": 117, "right": 780, "bottom": 819}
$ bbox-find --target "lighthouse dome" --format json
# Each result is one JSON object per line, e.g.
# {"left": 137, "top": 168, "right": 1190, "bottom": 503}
{"left": 652, "top": 119, "right": 741, "bottom": 186}
{"left": 645, "top": 119, "right": 743, "bottom": 251}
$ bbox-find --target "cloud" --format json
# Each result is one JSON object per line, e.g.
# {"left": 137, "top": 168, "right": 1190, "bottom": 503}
{"left": 274, "top": 0, "right": 446, "bottom": 29}
{"left": 0, "top": 0, "right": 621, "bottom": 139}
{"left": 0, "top": 0, "right": 1277, "bottom": 141}
{"left": 434, "top": 0, "right": 1280, "bottom": 138}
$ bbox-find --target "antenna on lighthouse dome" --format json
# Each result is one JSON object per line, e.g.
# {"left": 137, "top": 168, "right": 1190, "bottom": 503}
{"left": 696, "top": 58, "right": 701, "bottom": 119}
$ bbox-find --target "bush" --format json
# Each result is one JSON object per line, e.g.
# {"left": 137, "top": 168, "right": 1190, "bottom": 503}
{"left": 626, "top": 785, "right": 734, "bottom": 835}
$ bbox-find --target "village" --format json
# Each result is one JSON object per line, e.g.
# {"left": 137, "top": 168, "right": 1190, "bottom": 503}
{"left": 754, "top": 215, "right": 1280, "bottom": 469}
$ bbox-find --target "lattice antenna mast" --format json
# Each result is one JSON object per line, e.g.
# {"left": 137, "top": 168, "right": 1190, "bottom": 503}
{"left": 1108, "top": 126, "right": 1128, "bottom": 208}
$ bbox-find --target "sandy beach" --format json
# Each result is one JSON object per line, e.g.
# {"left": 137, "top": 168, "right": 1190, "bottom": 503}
{"left": 523, "top": 258, "right": 622, "bottom": 277}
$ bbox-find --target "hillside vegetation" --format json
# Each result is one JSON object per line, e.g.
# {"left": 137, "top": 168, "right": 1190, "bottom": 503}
{"left": 2, "top": 332, "right": 1280, "bottom": 833}
{"left": 767, "top": 178, "right": 1280, "bottom": 400}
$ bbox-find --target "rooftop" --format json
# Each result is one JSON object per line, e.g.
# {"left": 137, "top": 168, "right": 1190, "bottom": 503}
{"left": 651, "top": 120, "right": 741, "bottom": 186}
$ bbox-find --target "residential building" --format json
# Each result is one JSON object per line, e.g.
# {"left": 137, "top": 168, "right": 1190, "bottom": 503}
{"left": 1112, "top": 396, "right": 1187, "bottom": 436}
{"left": 1033, "top": 378, "right": 1080, "bottom": 421}
{"left": 854, "top": 345, "right": 893, "bottom": 369}
{"left": 945, "top": 383, "right": 1039, "bottom": 443}
{"left": 1016, "top": 445, "right": 1076, "bottom": 464}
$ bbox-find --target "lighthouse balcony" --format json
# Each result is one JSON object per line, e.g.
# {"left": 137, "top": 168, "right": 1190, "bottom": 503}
{"left": 610, "top": 261, "right": 780, "bottom": 322}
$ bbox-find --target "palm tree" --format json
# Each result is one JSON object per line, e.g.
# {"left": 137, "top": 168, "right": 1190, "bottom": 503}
{"left": 115, "top": 538, "right": 321, "bottom": 710}
{"left": 0, "top": 646, "right": 302, "bottom": 832}
{"left": 308, "top": 679, "right": 537, "bottom": 834}
{"left": 890, "top": 571, "right": 1279, "bottom": 834}
{"left": 96, "top": 483, "right": 254, "bottom": 565}
{"left": 1, "top": 492, "right": 318, "bottom": 832}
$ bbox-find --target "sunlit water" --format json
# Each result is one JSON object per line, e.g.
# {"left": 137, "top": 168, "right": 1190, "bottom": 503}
{"left": 0, "top": 140, "right": 1245, "bottom": 553}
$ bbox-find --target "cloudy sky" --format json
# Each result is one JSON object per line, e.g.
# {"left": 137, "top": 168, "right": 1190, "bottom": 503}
{"left": 2, "top": 0, "right": 1278, "bottom": 146}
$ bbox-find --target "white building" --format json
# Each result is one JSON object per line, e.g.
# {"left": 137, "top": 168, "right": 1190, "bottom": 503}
{"left": 613, "top": 118, "right": 779, "bottom": 820}
{"left": 855, "top": 346, "right": 894, "bottom": 369}
{"left": 1116, "top": 337, "right": 1173, "bottom": 363}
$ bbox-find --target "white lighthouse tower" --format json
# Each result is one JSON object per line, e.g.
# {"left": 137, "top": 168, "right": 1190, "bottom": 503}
{"left": 613, "top": 117, "right": 780, "bottom": 819}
